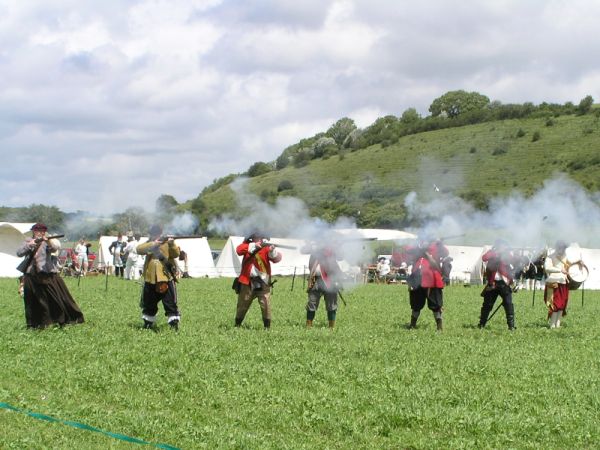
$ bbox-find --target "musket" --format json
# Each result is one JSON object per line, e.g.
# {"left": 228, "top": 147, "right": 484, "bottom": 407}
{"left": 262, "top": 240, "right": 298, "bottom": 250}
{"left": 158, "top": 235, "right": 203, "bottom": 242}
{"left": 337, "top": 288, "right": 347, "bottom": 307}
{"left": 16, "top": 234, "right": 65, "bottom": 274}
{"left": 437, "top": 234, "right": 466, "bottom": 242}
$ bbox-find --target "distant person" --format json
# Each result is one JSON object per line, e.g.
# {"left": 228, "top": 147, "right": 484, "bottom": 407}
{"left": 16, "top": 223, "right": 84, "bottom": 329}
{"left": 133, "top": 233, "right": 145, "bottom": 278}
{"left": 544, "top": 241, "right": 570, "bottom": 329}
{"left": 376, "top": 257, "right": 391, "bottom": 283}
{"left": 109, "top": 232, "right": 127, "bottom": 277}
{"left": 124, "top": 233, "right": 140, "bottom": 280}
{"left": 301, "top": 242, "right": 343, "bottom": 329}
{"left": 137, "top": 225, "right": 181, "bottom": 330}
{"left": 405, "top": 237, "right": 449, "bottom": 331}
{"left": 74, "top": 238, "right": 89, "bottom": 275}
{"left": 233, "top": 232, "right": 282, "bottom": 329}
{"left": 478, "top": 239, "right": 517, "bottom": 330}
{"left": 178, "top": 250, "right": 191, "bottom": 278}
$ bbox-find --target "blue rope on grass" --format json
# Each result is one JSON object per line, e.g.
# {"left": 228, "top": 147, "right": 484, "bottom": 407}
{"left": 0, "top": 402, "right": 180, "bottom": 449}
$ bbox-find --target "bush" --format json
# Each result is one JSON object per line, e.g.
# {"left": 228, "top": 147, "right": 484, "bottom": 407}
{"left": 277, "top": 180, "right": 294, "bottom": 192}
{"left": 492, "top": 147, "right": 507, "bottom": 156}
{"left": 532, "top": 131, "right": 541, "bottom": 142}
{"left": 469, "top": 147, "right": 477, "bottom": 153}
{"left": 545, "top": 118, "right": 554, "bottom": 127}
{"left": 516, "top": 128, "right": 526, "bottom": 138}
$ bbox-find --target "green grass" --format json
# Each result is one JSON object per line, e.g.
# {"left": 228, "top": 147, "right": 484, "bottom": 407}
{"left": 2, "top": 276, "right": 600, "bottom": 449}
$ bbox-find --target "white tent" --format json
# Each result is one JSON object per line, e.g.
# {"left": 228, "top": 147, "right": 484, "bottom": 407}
{"left": 0, "top": 222, "right": 35, "bottom": 277}
{"left": 215, "top": 236, "right": 244, "bottom": 277}
{"left": 176, "top": 237, "right": 218, "bottom": 278}
{"left": 446, "top": 245, "right": 487, "bottom": 284}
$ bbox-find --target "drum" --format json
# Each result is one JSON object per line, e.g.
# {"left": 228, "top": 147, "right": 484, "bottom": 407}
{"left": 567, "top": 262, "right": 588, "bottom": 290}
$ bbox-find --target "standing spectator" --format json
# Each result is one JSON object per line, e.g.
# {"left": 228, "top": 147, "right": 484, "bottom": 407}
{"left": 124, "top": 234, "right": 140, "bottom": 280}
{"left": 544, "top": 241, "right": 570, "bottom": 329}
{"left": 406, "top": 237, "right": 449, "bottom": 331}
{"left": 302, "top": 242, "right": 344, "bottom": 329}
{"left": 109, "top": 232, "right": 127, "bottom": 277}
{"left": 177, "top": 250, "right": 191, "bottom": 278}
{"left": 376, "top": 257, "right": 391, "bottom": 283}
{"left": 16, "top": 223, "right": 84, "bottom": 329}
{"left": 234, "top": 232, "right": 282, "bottom": 329}
{"left": 74, "top": 238, "right": 89, "bottom": 275}
{"left": 478, "top": 239, "right": 517, "bottom": 330}
{"left": 137, "top": 225, "right": 181, "bottom": 330}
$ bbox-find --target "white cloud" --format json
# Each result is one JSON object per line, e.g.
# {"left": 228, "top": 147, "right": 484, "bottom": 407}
{"left": 0, "top": 0, "right": 599, "bottom": 215}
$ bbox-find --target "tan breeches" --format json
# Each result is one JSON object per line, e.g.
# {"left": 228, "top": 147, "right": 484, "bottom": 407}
{"left": 236, "top": 283, "right": 272, "bottom": 321}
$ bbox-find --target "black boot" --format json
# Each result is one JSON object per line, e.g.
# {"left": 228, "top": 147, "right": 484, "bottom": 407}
{"left": 143, "top": 319, "right": 153, "bottom": 329}
{"left": 234, "top": 317, "right": 243, "bottom": 327}
{"left": 409, "top": 315, "right": 418, "bottom": 329}
{"left": 169, "top": 319, "right": 179, "bottom": 331}
{"left": 435, "top": 318, "right": 443, "bottom": 331}
{"left": 263, "top": 318, "right": 271, "bottom": 330}
{"left": 478, "top": 305, "right": 492, "bottom": 328}
{"left": 507, "top": 315, "right": 516, "bottom": 330}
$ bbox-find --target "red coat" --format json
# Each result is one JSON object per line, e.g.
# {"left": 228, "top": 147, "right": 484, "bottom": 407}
{"left": 407, "top": 242, "right": 448, "bottom": 288}
{"left": 482, "top": 249, "right": 514, "bottom": 284}
{"left": 236, "top": 242, "right": 282, "bottom": 285}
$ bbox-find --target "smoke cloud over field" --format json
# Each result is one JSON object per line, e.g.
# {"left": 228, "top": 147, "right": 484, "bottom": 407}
{"left": 209, "top": 178, "right": 370, "bottom": 268}
{"left": 405, "top": 174, "right": 600, "bottom": 249}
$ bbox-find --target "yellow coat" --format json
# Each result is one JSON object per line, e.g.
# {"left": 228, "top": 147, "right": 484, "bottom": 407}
{"left": 137, "top": 240, "right": 180, "bottom": 283}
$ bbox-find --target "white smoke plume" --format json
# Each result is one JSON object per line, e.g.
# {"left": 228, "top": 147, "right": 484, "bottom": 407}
{"left": 165, "top": 212, "right": 200, "bottom": 235}
{"left": 405, "top": 173, "right": 600, "bottom": 250}
{"left": 208, "top": 178, "right": 371, "bottom": 270}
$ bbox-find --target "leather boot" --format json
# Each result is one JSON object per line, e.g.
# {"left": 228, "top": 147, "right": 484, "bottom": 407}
{"left": 169, "top": 319, "right": 179, "bottom": 331}
{"left": 435, "top": 318, "right": 443, "bottom": 331}
{"left": 306, "top": 319, "right": 313, "bottom": 328}
{"left": 234, "top": 317, "right": 243, "bottom": 327}
{"left": 409, "top": 315, "right": 418, "bottom": 329}
{"left": 143, "top": 319, "right": 154, "bottom": 329}
{"left": 507, "top": 315, "right": 516, "bottom": 330}
{"left": 328, "top": 320, "right": 335, "bottom": 329}
{"left": 263, "top": 318, "right": 271, "bottom": 330}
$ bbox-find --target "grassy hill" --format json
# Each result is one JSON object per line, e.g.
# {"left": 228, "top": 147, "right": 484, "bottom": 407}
{"left": 193, "top": 113, "right": 600, "bottom": 229}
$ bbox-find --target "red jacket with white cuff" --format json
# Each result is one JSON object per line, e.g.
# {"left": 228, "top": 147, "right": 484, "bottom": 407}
{"left": 236, "top": 241, "right": 282, "bottom": 285}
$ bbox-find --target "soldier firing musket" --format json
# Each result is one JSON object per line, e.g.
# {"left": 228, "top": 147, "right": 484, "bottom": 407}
{"left": 301, "top": 241, "right": 345, "bottom": 329}
{"left": 16, "top": 223, "right": 84, "bottom": 329}
{"left": 136, "top": 224, "right": 182, "bottom": 331}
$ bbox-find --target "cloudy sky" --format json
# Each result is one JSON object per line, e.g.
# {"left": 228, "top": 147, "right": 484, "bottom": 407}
{"left": 1, "top": 0, "right": 599, "bottom": 214}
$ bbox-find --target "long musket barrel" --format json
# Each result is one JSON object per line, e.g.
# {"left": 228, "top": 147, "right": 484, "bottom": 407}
{"left": 160, "top": 235, "right": 203, "bottom": 240}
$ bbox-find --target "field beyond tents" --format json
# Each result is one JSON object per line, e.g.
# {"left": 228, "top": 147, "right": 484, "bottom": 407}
{"left": 2, "top": 277, "right": 600, "bottom": 449}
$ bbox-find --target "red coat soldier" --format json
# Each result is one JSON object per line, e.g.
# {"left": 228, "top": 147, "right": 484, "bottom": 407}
{"left": 479, "top": 239, "right": 517, "bottom": 330}
{"left": 234, "top": 232, "right": 282, "bottom": 329}
{"left": 406, "top": 238, "right": 449, "bottom": 331}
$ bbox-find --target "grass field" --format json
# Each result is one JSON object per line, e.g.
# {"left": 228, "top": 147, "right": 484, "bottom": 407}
{"left": 2, "top": 276, "right": 600, "bottom": 449}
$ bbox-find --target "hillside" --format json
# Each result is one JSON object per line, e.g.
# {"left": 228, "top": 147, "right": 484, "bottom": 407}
{"left": 190, "top": 113, "right": 600, "bottom": 230}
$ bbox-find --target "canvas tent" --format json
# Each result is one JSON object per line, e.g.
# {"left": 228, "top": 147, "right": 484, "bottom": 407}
{"left": 446, "top": 245, "right": 487, "bottom": 284}
{"left": 176, "top": 237, "right": 218, "bottom": 278}
{"left": 98, "top": 236, "right": 217, "bottom": 278}
{"left": 0, "top": 222, "right": 35, "bottom": 277}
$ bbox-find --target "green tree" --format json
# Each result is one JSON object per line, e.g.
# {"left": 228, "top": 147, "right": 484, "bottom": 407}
{"left": 246, "top": 161, "right": 272, "bottom": 177}
{"left": 400, "top": 107, "right": 421, "bottom": 124}
{"left": 111, "top": 207, "right": 150, "bottom": 234}
{"left": 326, "top": 117, "right": 357, "bottom": 146}
{"left": 22, "top": 204, "right": 65, "bottom": 231}
{"left": 577, "top": 95, "right": 594, "bottom": 115}
{"left": 429, "top": 90, "right": 490, "bottom": 118}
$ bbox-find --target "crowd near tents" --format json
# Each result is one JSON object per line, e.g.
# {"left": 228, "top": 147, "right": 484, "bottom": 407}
{"left": 1, "top": 222, "right": 599, "bottom": 289}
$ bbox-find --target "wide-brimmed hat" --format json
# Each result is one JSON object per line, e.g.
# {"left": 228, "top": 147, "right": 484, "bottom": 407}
{"left": 31, "top": 223, "right": 48, "bottom": 232}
